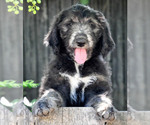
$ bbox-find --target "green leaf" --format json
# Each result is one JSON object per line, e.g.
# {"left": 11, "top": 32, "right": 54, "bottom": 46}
{"left": 80, "top": 0, "right": 89, "bottom": 5}
{"left": 12, "top": 8, "right": 16, "bottom": 11}
{"left": 36, "top": 6, "right": 40, "bottom": 10}
{"left": 15, "top": 10, "right": 19, "bottom": 15}
{"left": 13, "top": 1, "right": 19, "bottom": 5}
{"left": 33, "top": 10, "right": 36, "bottom": 14}
{"left": 6, "top": 0, "right": 10, "bottom": 3}
{"left": 28, "top": 5, "right": 32, "bottom": 8}
{"left": 37, "top": 0, "right": 41, "bottom": 4}
{"left": 10, "top": 83, "right": 21, "bottom": 88}
{"left": 7, "top": 5, "right": 12, "bottom": 8}
{"left": 0, "top": 82, "right": 6, "bottom": 87}
{"left": 19, "top": 6, "right": 23, "bottom": 10}
{"left": 11, "top": 99, "right": 20, "bottom": 105}
{"left": 32, "top": 1, "right": 36, "bottom": 5}
{"left": 31, "top": 99, "right": 37, "bottom": 105}
{"left": 29, "top": 8, "right": 33, "bottom": 12}
{"left": 8, "top": 8, "right": 13, "bottom": 12}
{"left": 0, "top": 80, "right": 39, "bottom": 88}
{"left": 23, "top": 80, "right": 39, "bottom": 88}
{"left": 20, "top": 0, "right": 23, "bottom": 3}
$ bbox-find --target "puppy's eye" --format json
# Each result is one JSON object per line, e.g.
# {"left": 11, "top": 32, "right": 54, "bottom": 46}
{"left": 88, "top": 20, "right": 96, "bottom": 29}
{"left": 90, "top": 23, "right": 96, "bottom": 29}
{"left": 65, "top": 22, "right": 72, "bottom": 27}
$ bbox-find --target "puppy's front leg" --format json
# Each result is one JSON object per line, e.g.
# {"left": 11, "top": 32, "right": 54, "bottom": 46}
{"left": 32, "top": 89, "right": 64, "bottom": 116}
{"left": 85, "top": 94, "right": 115, "bottom": 121}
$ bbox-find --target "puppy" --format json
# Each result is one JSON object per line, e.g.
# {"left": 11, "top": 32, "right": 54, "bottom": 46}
{"left": 32, "top": 4, "right": 115, "bottom": 120}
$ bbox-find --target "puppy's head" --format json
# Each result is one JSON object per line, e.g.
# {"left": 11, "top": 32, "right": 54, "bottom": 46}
{"left": 44, "top": 4, "right": 115, "bottom": 64}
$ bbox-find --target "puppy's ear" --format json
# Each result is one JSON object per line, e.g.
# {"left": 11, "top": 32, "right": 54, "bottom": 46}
{"left": 43, "top": 19, "right": 61, "bottom": 54}
{"left": 101, "top": 23, "right": 115, "bottom": 57}
{"left": 97, "top": 12, "right": 115, "bottom": 58}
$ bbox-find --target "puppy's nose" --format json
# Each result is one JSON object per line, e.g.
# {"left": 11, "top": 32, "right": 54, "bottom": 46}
{"left": 76, "top": 38, "right": 86, "bottom": 47}
{"left": 75, "top": 34, "right": 87, "bottom": 47}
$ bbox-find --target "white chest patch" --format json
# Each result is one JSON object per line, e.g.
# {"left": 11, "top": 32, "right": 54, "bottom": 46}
{"left": 59, "top": 71, "right": 97, "bottom": 103}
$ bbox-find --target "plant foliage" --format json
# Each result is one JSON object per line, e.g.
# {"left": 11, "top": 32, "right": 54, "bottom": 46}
{"left": 5, "top": 0, "right": 41, "bottom": 15}
{"left": 0, "top": 97, "right": 37, "bottom": 108}
{"left": 5, "top": 0, "right": 90, "bottom": 15}
{"left": 27, "top": 0, "right": 41, "bottom": 14}
{"left": 23, "top": 80, "right": 39, "bottom": 88}
{"left": 0, "top": 80, "right": 39, "bottom": 88}
{"left": 80, "top": 0, "right": 90, "bottom": 5}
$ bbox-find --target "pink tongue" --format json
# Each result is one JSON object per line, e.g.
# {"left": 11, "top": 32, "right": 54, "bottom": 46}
{"left": 75, "top": 48, "right": 87, "bottom": 64}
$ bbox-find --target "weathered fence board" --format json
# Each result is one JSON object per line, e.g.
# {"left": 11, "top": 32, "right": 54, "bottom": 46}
{"left": 0, "top": 104, "right": 15, "bottom": 125}
{"left": 0, "top": 0, "right": 23, "bottom": 101}
{"left": 0, "top": 0, "right": 23, "bottom": 82}
{"left": 1, "top": 104, "right": 150, "bottom": 125}
{"left": 128, "top": 0, "right": 150, "bottom": 110}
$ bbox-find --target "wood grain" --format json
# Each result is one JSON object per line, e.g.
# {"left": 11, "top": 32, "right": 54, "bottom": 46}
{"left": 1, "top": 104, "right": 150, "bottom": 125}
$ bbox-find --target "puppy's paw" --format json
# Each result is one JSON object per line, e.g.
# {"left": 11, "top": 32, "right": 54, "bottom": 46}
{"left": 98, "top": 107, "right": 115, "bottom": 121}
{"left": 32, "top": 99, "right": 55, "bottom": 117}
{"left": 96, "top": 103, "right": 115, "bottom": 121}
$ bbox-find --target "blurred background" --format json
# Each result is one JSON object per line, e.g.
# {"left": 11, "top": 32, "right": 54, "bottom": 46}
{"left": 0, "top": 1, "right": 23, "bottom": 102}
{"left": 128, "top": 0, "right": 150, "bottom": 110}
{"left": 0, "top": 0, "right": 150, "bottom": 111}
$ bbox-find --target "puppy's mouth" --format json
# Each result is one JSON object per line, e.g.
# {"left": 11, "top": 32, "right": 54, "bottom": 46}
{"left": 68, "top": 34, "right": 92, "bottom": 64}
{"left": 74, "top": 48, "right": 87, "bottom": 64}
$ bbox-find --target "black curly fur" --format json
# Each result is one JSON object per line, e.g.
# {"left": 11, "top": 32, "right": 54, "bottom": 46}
{"left": 39, "top": 4, "right": 115, "bottom": 107}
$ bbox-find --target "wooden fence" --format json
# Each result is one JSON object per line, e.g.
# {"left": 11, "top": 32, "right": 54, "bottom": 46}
{"left": 128, "top": 0, "right": 150, "bottom": 110}
{"left": 0, "top": 103, "right": 150, "bottom": 125}
{"left": 0, "top": 0, "right": 23, "bottom": 101}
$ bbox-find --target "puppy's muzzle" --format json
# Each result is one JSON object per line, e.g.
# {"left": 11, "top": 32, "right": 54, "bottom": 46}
{"left": 74, "top": 34, "right": 87, "bottom": 47}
